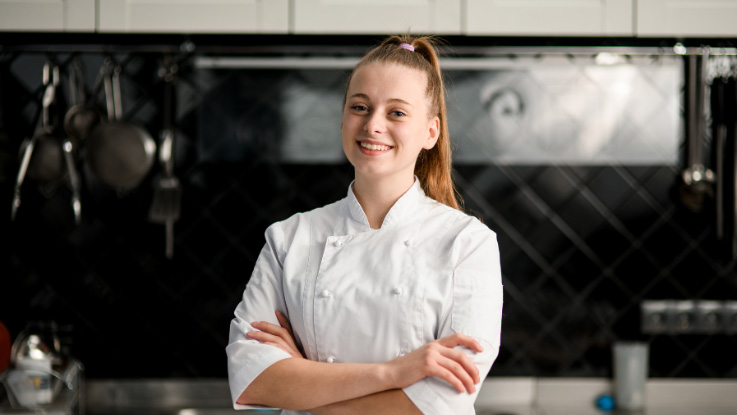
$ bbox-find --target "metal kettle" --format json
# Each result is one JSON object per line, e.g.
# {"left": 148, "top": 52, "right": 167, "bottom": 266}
{"left": 10, "top": 322, "right": 64, "bottom": 369}
{"left": 4, "top": 322, "right": 65, "bottom": 408}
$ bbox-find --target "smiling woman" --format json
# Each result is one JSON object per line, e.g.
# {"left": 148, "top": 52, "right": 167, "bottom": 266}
{"left": 226, "top": 35, "right": 504, "bottom": 415}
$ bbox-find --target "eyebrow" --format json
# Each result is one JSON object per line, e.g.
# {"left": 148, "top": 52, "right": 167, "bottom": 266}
{"left": 349, "top": 93, "right": 413, "bottom": 107}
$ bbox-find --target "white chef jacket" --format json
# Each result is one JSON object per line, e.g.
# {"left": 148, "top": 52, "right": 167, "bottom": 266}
{"left": 227, "top": 179, "right": 503, "bottom": 415}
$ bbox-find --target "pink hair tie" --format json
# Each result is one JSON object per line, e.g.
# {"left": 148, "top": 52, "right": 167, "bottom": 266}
{"left": 399, "top": 43, "right": 414, "bottom": 52}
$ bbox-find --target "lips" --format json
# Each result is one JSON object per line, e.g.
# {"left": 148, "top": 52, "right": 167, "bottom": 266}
{"left": 358, "top": 141, "right": 393, "bottom": 152}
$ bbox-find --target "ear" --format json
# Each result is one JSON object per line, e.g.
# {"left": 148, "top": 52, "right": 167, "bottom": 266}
{"left": 423, "top": 116, "right": 440, "bottom": 150}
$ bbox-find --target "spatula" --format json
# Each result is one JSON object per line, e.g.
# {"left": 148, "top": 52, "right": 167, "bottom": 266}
{"left": 148, "top": 61, "right": 181, "bottom": 258}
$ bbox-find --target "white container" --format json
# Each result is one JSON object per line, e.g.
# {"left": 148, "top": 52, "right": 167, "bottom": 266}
{"left": 10, "top": 358, "right": 53, "bottom": 407}
{"left": 613, "top": 341, "right": 649, "bottom": 411}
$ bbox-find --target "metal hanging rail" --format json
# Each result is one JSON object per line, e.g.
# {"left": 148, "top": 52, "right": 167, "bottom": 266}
{"left": 191, "top": 43, "right": 736, "bottom": 70}
{"left": 3, "top": 40, "right": 736, "bottom": 71}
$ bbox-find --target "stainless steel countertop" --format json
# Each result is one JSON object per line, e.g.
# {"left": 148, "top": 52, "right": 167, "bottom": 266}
{"left": 81, "top": 378, "right": 737, "bottom": 415}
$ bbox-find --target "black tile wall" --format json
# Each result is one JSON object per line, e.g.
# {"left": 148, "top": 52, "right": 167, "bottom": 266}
{"left": 1, "top": 37, "right": 737, "bottom": 380}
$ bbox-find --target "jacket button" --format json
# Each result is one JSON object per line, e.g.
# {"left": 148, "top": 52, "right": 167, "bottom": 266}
{"left": 404, "top": 240, "right": 411, "bottom": 247}
{"left": 393, "top": 287, "right": 403, "bottom": 296}
{"left": 333, "top": 240, "right": 343, "bottom": 247}
{"left": 321, "top": 290, "right": 332, "bottom": 298}
{"left": 327, "top": 356, "right": 336, "bottom": 363}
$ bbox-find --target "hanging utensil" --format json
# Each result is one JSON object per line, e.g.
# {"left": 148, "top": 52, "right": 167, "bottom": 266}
{"left": 148, "top": 59, "right": 181, "bottom": 259}
{"left": 64, "top": 57, "right": 104, "bottom": 146}
{"left": 62, "top": 137, "right": 82, "bottom": 224}
{"left": 12, "top": 61, "right": 64, "bottom": 220}
{"left": 710, "top": 63, "right": 734, "bottom": 242}
{"left": 728, "top": 72, "right": 737, "bottom": 260}
{"left": 86, "top": 60, "right": 156, "bottom": 194}
{"left": 679, "top": 49, "right": 714, "bottom": 212}
{"left": 26, "top": 62, "right": 65, "bottom": 185}
{"left": 709, "top": 54, "right": 737, "bottom": 260}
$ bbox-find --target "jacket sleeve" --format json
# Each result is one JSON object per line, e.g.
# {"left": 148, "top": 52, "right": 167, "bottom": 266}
{"left": 226, "top": 222, "right": 293, "bottom": 410}
{"left": 403, "top": 221, "right": 504, "bottom": 414}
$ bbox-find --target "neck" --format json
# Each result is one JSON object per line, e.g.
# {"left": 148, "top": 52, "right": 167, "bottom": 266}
{"left": 353, "top": 174, "right": 415, "bottom": 229}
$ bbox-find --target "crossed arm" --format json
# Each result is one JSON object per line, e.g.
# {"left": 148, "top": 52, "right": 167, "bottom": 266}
{"left": 237, "top": 311, "right": 484, "bottom": 414}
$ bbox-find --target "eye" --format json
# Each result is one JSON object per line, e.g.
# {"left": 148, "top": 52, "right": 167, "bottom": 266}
{"left": 350, "top": 104, "right": 368, "bottom": 112}
{"left": 390, "top": 110, "right": 407, "bottom": 117}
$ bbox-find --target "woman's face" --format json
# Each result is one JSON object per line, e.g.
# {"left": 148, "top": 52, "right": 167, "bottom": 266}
{"left": 341, "top": 63, "right": 439, "bottom": 184}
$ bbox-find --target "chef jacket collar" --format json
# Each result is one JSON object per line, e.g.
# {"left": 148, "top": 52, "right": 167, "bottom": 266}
{"left": 345, "top": 177, "right": 425, "bottom": 230}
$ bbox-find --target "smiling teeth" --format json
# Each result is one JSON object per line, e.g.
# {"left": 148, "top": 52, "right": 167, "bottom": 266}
{"left": 360, "top": 142, "right": 391, "bottom": 151}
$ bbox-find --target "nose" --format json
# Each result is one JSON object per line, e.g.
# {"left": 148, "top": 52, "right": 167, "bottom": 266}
{"left": 364, "top": 111, "right": 385, "bottom": 135}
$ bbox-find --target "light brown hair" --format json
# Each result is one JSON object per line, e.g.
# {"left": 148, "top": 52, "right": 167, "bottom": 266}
{"left": 344, "top": 35, "right": 462, "bottom": 210}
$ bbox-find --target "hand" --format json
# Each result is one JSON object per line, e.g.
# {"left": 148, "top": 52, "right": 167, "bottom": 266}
{"left": 247, "top": 310, "right": 305, "bottom": 359}
{"left": 384, "top": 333, "right": 483, "bottom": 394}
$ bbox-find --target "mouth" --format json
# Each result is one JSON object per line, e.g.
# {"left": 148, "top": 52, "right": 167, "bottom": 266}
{"left": 358, "top": 141, "right": 393, "bottom": 152}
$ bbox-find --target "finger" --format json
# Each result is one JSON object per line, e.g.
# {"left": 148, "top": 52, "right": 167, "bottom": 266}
{"left": 438, "top": 347, "right": 480, "bottom": 383}
{"left": 265, "top": 315, "right": 299, "bottom": 352}
{"left": 247, "top": 330, "right": 284, "bottom": 345}
{"left": 438, "top": 333, "right": 483, "bottom": 353}
{"left": 275, "top": 311, "right": 294, "bottom": 335}
{"left": 442, "top": 332, "right": 481, "bottom": 351}
{"left": 436, "top": 355, "right": 476, "bottom": 393}
{"left": 252, "top": 321, "right": 290, "bottom": 339}
{"left": 247, "top": 331, "right": 300, "bottom": 357}
{"left": 247, "top": 329, "right": 291, "bottom": 346}
{"left": 251, "top": 320, "right": 279, "bottom": 332}
{"left": 427, "top": 364, "right": 468, "bottom": 394}
{"left": 250, "top": 320, "right": 300, "bottom": 351}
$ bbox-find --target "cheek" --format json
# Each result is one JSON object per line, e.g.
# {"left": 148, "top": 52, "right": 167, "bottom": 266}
{"left": 405, "top": 124, "right": 431, "bottom": 149}
{"left": 341, "top": 113, "right": 357, "bottom": 135}
{"left": 341, "top": 120, "right": 355, "bottom": 151}
{"left": 340, "top": 122, "right": 353, "bottom": 145}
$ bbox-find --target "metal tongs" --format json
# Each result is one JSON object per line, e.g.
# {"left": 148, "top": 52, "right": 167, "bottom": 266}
{"left": 12, "top": 62, "right": 58, "bottom": 221}
{"left": 12, "top": 62, "right": 81, "bottom": 224}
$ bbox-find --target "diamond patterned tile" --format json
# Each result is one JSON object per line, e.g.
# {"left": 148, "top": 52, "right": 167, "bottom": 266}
{"left": 527, "top": 166, "right": 578, "bottom": 209}
{"left": 585, "top": 223, "right": 634, "bottom": 265}
{"left": 643, "top": 221, "right": 690, "bottom": 267}
{"left": 697, "top": 335, "right": 737, "bottom": 377}
{"left": 613, "top": 250, "right": 662, "bottom": 294}
{"left": 557, "top": 253, "right": 604, "bottom": 293}
{"left": 669, "top": 251, "right": 722, "bottom": 296}
{"left": 700, "top": 276, "right": 737, "bottom": 300}
{"left": 556, "top": 192, "right": 608, "bottom": 241}
{"left": 500, "top": 251, "right": 547, "bottom": 294}
{"left": 499, "top": 190, "right": 549, "bottom": 235}
{"left": 586, "top": 167, "right": 632, "bottom": 211}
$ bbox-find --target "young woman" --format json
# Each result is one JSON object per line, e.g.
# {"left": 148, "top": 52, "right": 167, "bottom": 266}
{"left": 226, "top": 35, "right": 504, "bottom": 415}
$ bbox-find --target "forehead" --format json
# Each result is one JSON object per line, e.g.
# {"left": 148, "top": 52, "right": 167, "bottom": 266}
{"left": 347, "top": 63, "right": 428, "bottom": 100}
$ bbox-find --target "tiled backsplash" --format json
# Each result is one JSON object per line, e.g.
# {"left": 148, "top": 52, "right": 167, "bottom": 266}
{"left": 1, "top": 36, "right": 736, "bottom": 379}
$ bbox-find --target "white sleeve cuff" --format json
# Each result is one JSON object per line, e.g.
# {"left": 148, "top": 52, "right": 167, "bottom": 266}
{"left": 404, "top": 376, "right": 473, "bottom": 415}
{"left": 403, "top": 340, "right": 498, "bottom": 415}
{"left": 228, "top": 345, "right": 292, "bottom": 410}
